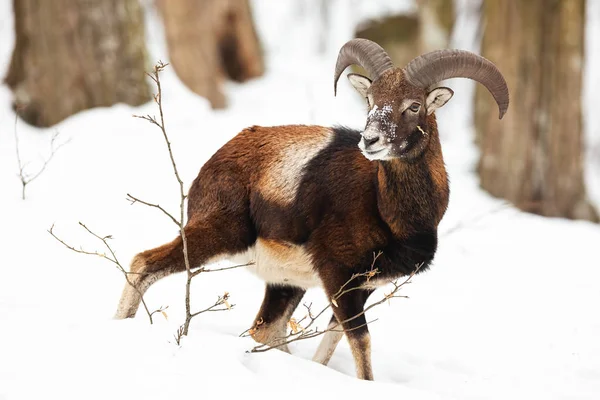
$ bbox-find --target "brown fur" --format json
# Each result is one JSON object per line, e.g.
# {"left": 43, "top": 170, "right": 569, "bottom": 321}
{"left": 349, "top": 333, "right": 373, "bottom": 380}
{"left": 250, "top": 285, "right": 305, "bottom": 353}
{"left": 116, "top": 72, "right": 451, "bottom": 381}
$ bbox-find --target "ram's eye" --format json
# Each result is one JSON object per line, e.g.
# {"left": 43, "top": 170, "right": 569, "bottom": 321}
{"left": 409, "top": 102, "right": 421, "bottom": 113}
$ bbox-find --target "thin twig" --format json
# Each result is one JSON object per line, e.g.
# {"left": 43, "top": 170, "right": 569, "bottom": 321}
{"left": 190, "top": 292, "right": 233, "bottom": 317}
{"left": 190, "top": 261, "right": 253, "bottom": 278}
{"left": 26, "top": 131, "right": 69, "bottom": 183}
{"left": 13, "top": 111, "right": 68, "bottom": 199}
{"left": 133, "top": 62, "right": 238, "bottom": 340}
{"left": 14, "top": 112, "right": 24, "bottom": 188}
{"left": 150, "top": 305, "right": 169, "bottom": 320}
{"left": 174, "top": 325, "right": 185, "bottom": 346}
{"left": 48, "top": 223, "right": 158, "bottom": 324}
{"left": 242, "top": 253, "right": 422, "bottom": 353}
{"left": 126, "top": 193, "right": 180, "bottom": 226}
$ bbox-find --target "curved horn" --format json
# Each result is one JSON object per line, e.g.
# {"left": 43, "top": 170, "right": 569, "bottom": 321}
{"left": 404, "top": 50, "right": 509, "bottom": 119}
{"left": 334, "top": 39, "right": 394, "bottom": 95}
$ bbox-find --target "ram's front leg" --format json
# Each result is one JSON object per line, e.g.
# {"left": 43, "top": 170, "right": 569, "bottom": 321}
{"left": 319, "top": 267, "right": 374, "bottom": 380}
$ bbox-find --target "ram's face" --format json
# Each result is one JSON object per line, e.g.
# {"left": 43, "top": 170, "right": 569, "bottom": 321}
{"left": 348, "top": 69, "right": 453, "bottom": 162}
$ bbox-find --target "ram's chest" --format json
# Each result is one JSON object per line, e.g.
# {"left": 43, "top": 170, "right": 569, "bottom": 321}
{"left": 232, "top": 239, "right": 321, "bottom": 288}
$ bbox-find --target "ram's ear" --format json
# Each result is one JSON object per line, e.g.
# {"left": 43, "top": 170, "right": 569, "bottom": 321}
{"left": 347, "top": 73, "right": 372, "bottom": 97}
{"left": 425, "top": 87, "right": 454, "bottom": 115}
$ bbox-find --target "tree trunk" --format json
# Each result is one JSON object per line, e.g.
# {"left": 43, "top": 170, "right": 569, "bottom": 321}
{"left": 475, "top": 0, "right": 598, "bottom": 222}
{"left": 5, "top": 0, "right": 150, "bottom": 127}
{"left": 157, "top": 0, "right": 264, "bottom": 109}
{"left": 417, "top": 0, "right": 455, "bottom": 52}
{"left": 355, "top": 0, "right": 454, "bottom": 70}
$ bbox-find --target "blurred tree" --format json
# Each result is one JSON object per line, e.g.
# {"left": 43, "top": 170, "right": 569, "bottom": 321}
{"left": 5, "top": 0, "right": 150, "bottom": 127}
{"left": 475, "top": 0, "right": 598, "bottom": 222}
{"left": 417, "top": 0, "right": 455, "bottom": 52}
{"left": 356, "top": 0, "right": 454, "bottom": 68}
{"left": 157, "top": 0, "right": 264, "bottom": 109}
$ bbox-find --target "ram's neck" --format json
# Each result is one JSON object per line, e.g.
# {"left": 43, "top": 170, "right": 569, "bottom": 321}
{"left": 376, "top": 119, "right": 449, "bottom": 239}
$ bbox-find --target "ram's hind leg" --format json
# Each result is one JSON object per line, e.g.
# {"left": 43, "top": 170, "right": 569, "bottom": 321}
{"left": 312, "top": 315, "right": 344, "bottom": 365}
{"left": 250, "top": 284, "right": 305, "bottom": 353}
{"left": 115, "top": 251, "right": 180, "bottom": 320}
{"left": 115, "top": 215, "right": 254, "bottom": 319}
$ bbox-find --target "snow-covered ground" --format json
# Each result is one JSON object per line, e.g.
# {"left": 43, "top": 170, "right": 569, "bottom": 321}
{"left": 1, "top": 1, "right": 599, "bottom": 399}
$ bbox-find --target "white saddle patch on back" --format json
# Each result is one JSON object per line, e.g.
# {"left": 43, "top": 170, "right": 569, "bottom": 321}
{"left": 258, "top": 128, "right": 333, "bottom": 205}
{"left": 231, "top": 239, "right": 320, "bottom": 288}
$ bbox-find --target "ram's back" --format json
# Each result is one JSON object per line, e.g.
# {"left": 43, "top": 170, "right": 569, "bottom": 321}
{"left": 187, "top": 125, "right": 379, "bottom": 237}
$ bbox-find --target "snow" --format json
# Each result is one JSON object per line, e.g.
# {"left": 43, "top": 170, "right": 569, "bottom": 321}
{"left": 1, "top": 1, "right": 600, "bottom": 399}
{"left": 585, "top": 0, "right": 600, "bottom": 207}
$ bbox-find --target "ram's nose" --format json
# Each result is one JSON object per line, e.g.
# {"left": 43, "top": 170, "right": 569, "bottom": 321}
{"left": 360, "top": 126, "right": 384, "bottom": 151}
{"left": 363, "top": 135, "right": 380, "bottom": 147}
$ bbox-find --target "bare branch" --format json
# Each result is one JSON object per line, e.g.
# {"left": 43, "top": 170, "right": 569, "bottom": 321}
{"left": 150, "top": 305, "right": 169, "bottom": 321}
{"left": 48, "top": 223, "right": 158, "bottom": 324}
{"left": 173, "top": 325, "right": 185, "bottom": 346}
{"left": 13, "top": 111, "right": 24, "bottom": 184}
{"left": 77, "top": 222, "right": 123, "bottom": 266}
{"left": 190, "top": 261, "right": 253, "bottom": 278}
{"left": 190, "top": 292, "right": 233, "bottom": 317}
{"left": 13, "top": 110, "right": 68, "bottom": 199}
{"left": 140, "top": 62, "right": 192, "bottom": 335}
{"left": 126, "top": 193, "right": 180, "bottom": 226}
{"left": 242, "top": 254, "right": 423, "bottom": 353}
{"left": 135, "top": 61, "right": 237, "bottom": 341}
{"left": 26, "top": 131, "right": 69, "bottom": 183}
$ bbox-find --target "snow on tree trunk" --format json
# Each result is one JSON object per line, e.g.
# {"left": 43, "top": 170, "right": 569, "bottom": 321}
{"left": 5, "top": 0, "right": 150, "bottom": 127}
{"left": 475, "top": 0, "right": 598, "bottom": 222}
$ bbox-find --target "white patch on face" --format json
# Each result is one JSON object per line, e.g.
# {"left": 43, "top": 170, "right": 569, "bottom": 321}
{"left": 359, "top": 125, "right": 382, "bottom": 149}
{"left": 367, "top": 103, "right": 397, "bottom": 140}
{"left": 362, "top": 103, "right": 397, "bottom": 161}
{"left": 362, "top": 147, "right": 391, "bottom": 161}
{"left": 368, "top": 103, "right": 392, "bottom": 120}
{"left": 259, "top": 129, "right": 333, "bottom": 205}
{"left": 231, "top": 239, "right": 320, "bottom": 289}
